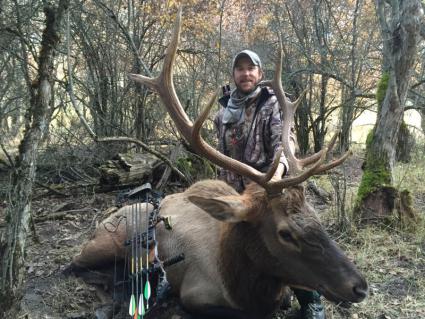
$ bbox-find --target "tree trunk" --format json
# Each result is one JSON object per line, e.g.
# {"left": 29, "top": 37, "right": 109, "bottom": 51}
{"left": 312, "top": 74, "right": 328, "bottom": 152}
{"left": 355, "top": 0, "right": 423, "bottom": 223}
{"left": 339, "top": 87, "right": 355, "bottom": 152}
{"left": 295, "top": 98, "right": 310, "bottom": 155}
{"left": 290, "top": 76, "right": 310, "bottom": 155}
{"left": 421, "top": 108, "right": 425, "bottom": 135}
{"left": 339, "top": 0, "right": 362, "bottom": 152}
{"left": 396, "top": 120, "right": 415, "bottom": 163}
{"left": 311, "top": 1, "right": 329, "bottom": 153}
{"left": 0, "top": 1, "right": 69, "bottom": 315}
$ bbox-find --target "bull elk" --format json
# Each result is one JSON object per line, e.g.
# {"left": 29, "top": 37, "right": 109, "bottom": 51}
{"left": 71, "top": 8, "right": 368, "bottom": 319}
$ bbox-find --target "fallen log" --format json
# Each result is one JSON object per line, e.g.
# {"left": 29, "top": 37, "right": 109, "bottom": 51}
{"left": 99, "top": 153, "right": 162, "bottom": 186}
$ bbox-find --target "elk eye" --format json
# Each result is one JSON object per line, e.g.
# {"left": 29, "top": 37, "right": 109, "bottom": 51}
{"left": 278, "top": 230, "right": 296, "bottom": 244}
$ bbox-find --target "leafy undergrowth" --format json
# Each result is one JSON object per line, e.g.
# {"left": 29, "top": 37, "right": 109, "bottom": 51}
{"left": 1, "top": 147, "right": 424, "bottom": 319}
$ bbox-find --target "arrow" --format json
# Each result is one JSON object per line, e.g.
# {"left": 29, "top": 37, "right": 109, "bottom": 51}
{"left": 145, "top": 197, "right": 152, "bottom": 310}
{"left": 129, "top": 293, "right": 136, "bottom": 316}
{"left": 129, "top": 204, "right": 137, "bottom": 317}
{"left": 138, "top": 293, "right": 145, "bottom": 316}
{"left": 144, "top": 280, "right": 151, "bottom": 309}
{"left": 138, "top": 201, "right": 144, "bottom": 318}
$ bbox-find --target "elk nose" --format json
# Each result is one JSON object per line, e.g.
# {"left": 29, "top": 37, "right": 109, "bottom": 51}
{"left": 353, "top": 284, "right": 368, "bottom": 301}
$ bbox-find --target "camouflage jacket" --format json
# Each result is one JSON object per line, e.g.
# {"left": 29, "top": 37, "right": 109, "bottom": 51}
{"left": 214, "top": 86, "right": 292, "bottom": 192}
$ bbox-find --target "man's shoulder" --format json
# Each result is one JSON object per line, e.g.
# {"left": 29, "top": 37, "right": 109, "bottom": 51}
{"left": 258, "top": 86, "right": 278, "bottom": 108}
{"left": 260, "top": 85, "right": 275, "bottom": 96}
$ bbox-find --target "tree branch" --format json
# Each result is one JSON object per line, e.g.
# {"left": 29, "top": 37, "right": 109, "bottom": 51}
{"left": 93, "top": 0, "right": 153, "bottom": 77}
{"left": 65, "top": 11, "right": 96, "bottom": 140}
{"left": 0, "top": 142, "right": 14, "bottom": 167}
{"left": 411, "top": 78, "right": 425, "bottom": 89}
{"left": 288, "top": 68, "right": 375, "bottom": 99}
{"left": 421, "top": 20, "right": 425, "bottom": 39}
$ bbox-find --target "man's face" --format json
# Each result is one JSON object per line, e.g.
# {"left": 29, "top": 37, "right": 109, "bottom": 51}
{"left": 233, "top": 57, "right": 263, "bottom": 94}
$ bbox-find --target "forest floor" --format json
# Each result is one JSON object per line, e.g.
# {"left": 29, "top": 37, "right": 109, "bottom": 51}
{"left": 0, "top": 150, "right": 424, "bottom": 319}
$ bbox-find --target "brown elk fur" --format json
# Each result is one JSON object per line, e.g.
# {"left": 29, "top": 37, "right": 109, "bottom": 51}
{"left": 216, "top": 184, "right": 313, "bottom": 315}
{"left": 72, "top": 180, "right": 367, "bottom": 317}
{"left": 72, "top": 203, "right": 154, "bottom": 268}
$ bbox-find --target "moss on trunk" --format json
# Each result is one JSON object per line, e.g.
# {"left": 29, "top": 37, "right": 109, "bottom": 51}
{"left": 356, "top": 156, "right": 392, "bottom": 204}
{"left": 376, "top": 72, "right": 389, "bottom": 113}
{"left": 354, "top": 73, "right": 398, "bottom": 223}
{"left": 355, "top": 136, "right": 417, "bottom": 224}
{"left": 357, "top": 124, "right": 392, "bottom": 207}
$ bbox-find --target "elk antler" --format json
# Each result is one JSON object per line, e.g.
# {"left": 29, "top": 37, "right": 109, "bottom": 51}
{"left": 129, "top": 8, "right": 350, "bottom": 195}
{"left": 263, "top": 38, "right": 351, "bottom": 194}
{"left": 128, "top": 7, "right": 281, "bottom": 189}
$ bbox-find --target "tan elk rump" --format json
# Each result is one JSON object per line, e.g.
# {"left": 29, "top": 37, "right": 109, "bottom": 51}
{"left": 71, "top": 7, "right": 368, "bottom": 319}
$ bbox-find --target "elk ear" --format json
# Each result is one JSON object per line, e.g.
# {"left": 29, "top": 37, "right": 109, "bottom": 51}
{"left": 188, "top": 195, "right": 250, "bottom": 223}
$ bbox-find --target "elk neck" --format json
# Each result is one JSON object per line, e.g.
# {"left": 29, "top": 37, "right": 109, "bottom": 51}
{"left": 217, "top": 187, "right": 286, "bottom": 316}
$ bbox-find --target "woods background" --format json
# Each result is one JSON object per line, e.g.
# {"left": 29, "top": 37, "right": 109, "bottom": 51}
{"left": 0, "top": 0, "right": 425, "bottom": 318}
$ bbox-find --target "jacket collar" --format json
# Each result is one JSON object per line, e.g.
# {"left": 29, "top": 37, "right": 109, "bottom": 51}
{"left": 218, "top": 86, "right": 274, "bottom": 108}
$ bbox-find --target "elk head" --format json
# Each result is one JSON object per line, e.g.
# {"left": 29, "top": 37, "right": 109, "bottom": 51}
{"left": 129, "top": 7, "right": 367, "bottom": 304}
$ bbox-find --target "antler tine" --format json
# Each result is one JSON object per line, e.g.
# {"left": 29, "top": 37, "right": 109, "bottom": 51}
{"left": 192, "top": 89, "right": 220, "bottom": 135}
{"left": 158, "top": 7, "right": 192, "bottom": 133}
{"left": 128, "top": 74, "right": 158, "bottom": 92}
{"left": 267, "top": 149, "right": 327, "bottom": 193}
{"left": 191, "top": 90, "right": 280, "bottom": 186}
{"left": 270, "top": 38, "right": 303, "bottom": 175}
{"left": 263, "top": 38, "right": 352, "bottom": 194}
{"left": 272, "top": 151, "right": 352, "bottom": 192}
{"left": 263, "top": 147, "right": 283, "bottom": 182}
{"left": 264, "top": 45, "right": 326, "bottom": 174}
{"left": 298, "top": 130, "right": 338, "bottom": 167}
{"left": 264, "top": 71, "right": 323, "bottom": 171}
{"left": 313, "top": 150, "right": 352, "bottom": 174}
{"left": 299, "top": 133, "right": 338, "bottom": 167}
{"left": 267, "top": 132, "right": 351, "bottom": 194}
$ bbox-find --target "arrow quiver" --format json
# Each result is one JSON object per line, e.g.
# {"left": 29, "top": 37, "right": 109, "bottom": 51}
{"left": 113, "top": 183, "right": 184, "bottom": 318}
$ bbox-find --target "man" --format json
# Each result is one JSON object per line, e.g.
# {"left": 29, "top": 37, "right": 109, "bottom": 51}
{"left": 214, "top": 49, "right": 326, "bottom": 319}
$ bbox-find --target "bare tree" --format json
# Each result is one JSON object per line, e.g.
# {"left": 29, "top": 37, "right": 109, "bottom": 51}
{"left": 0, "top": 0, "right": 69, "bottom": 315}
{"left": 268, "top": 0, "right": 378, "bottom": 154}
{"left": 0, "top": 1, "right": 41, "bottom": 143}
{"left": 339, "top": 0, "right": 365, "bottom": 152}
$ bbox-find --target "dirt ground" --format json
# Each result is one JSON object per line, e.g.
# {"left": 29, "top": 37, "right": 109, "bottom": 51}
{"left": 1, "top": 153, "right": 424, "bottom": 319}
